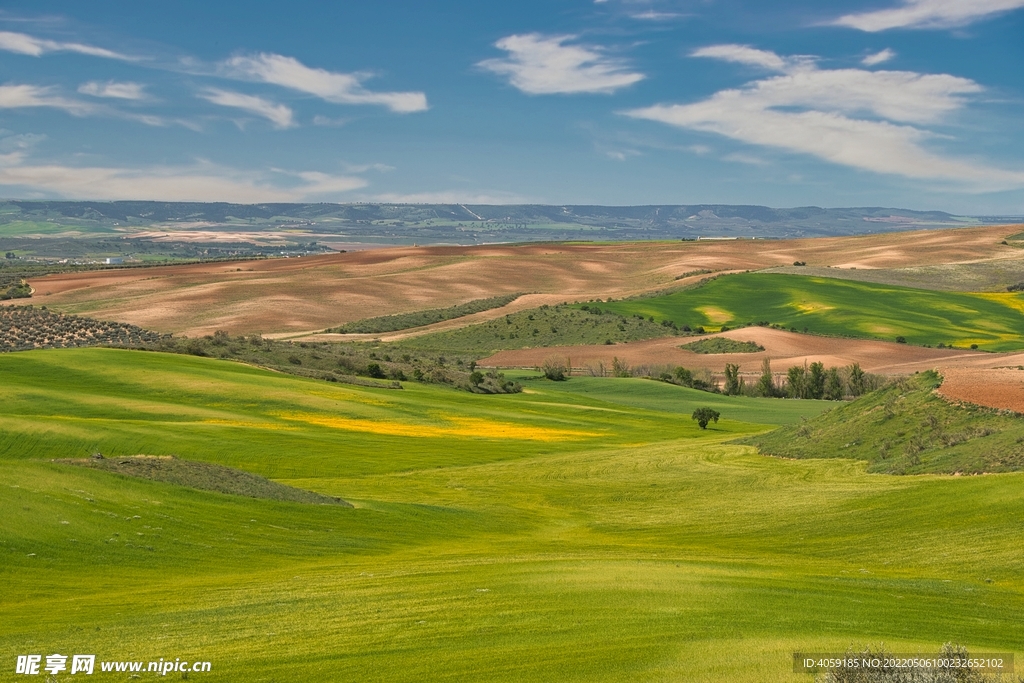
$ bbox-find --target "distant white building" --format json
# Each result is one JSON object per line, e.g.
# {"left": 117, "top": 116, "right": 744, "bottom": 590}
{"left": 104, "top": 257, "right": 124, "bottom": 265}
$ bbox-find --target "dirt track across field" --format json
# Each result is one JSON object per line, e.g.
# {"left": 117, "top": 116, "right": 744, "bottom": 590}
{"left": 14, "top": 224, "right": 1021, "bottom": 336}
{"left": 480, "top": 327, "right": 1024, "bottom": 376}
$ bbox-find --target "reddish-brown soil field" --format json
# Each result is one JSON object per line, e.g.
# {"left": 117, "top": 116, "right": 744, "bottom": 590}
{"left": 12, "top": 224, "right": 1020, "bottom": 336}
{"left": 480, "top": 327, "right": 1024, "bottom": 377}
{"left": 937, "top": 367, "right": 1024, "bottom": 413}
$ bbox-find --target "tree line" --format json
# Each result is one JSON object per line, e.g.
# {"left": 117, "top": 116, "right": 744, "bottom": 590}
{"left": 548, "top": 354, "right": 881, "bottom": 401}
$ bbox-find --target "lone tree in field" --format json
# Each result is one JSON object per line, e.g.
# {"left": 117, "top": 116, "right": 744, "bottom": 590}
{"left": 692, "top": 407, "right": 721, "bottom": 429}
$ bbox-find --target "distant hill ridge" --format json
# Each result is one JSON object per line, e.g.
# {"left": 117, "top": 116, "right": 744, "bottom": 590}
{"left": 2, "top": 200, "right": 1019, "bottom": 244}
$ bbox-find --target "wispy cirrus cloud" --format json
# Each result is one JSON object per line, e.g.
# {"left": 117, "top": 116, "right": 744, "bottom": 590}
{"left": 690, "top": 44, "right": 792, "bottom": 71}
{"left": 862, "top": 48, "right": 897, "bottom": 66}
{"left": 478, "top": 33, "right": 644, "bottom": 95}
{"left": 223, "top": 53, "right": 428, "bottom": 113}
{"left": 312, "top": 115, "right": 348, "bottom": 127}
{"left": 624, "top": 45, "right": 1024, "bottom": 191}
{"left": 831, "top": 0, "right": 1024, "bottom": 31}
{"left": 630, "top": 10, "right": 683, "bottom": 21}
{"left": 0, "top": 154, "right": 366, "bottom": 202}
{"left": 0, "top": 30, "right": 133, "bottom": 60}
{"left": 0, "top": 84, "right": 95, "bottom": 115}
{"left": 0, "top": 83, "right": 193, "bottom": 129}
{"left": 78, "top": 81, "right": 148, "bottom": 100}
{"left": 198, "top": 88, "right": 295, "bottom": 129}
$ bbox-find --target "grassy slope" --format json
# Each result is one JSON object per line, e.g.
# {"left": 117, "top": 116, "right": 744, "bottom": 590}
{"left": 594, "top": 273, "right": 1024, "bottom": 351}
{"left": 1, "top": 350, "right": 1022, "bottom": 682}
{"left": 739, "top": 371, "right": 1024, "bottom": 474}
{"left": 393, "top": 304, "right": 675, "bottom": 354}
{"left": 506, "top": 371, "right": 828, "bottom": 425}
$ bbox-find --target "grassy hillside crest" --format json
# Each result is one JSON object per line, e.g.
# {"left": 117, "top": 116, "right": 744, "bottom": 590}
{"left": 594, "top": 273, "right": 1024, "bottom": 351}
{"left": 394, "top": 302, "right": 676, "bottom": 353}
{"left": 740, "top": 370, "right": 1024, "bottom": 474}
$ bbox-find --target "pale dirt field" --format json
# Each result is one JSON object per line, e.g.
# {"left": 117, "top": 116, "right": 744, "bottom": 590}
{"left": 480, "top": 326, "right": 1024, "bottom": 377}
{"left": 937, "top": 367, "right": 1024, "bottom": 413}
{"left": 12, "top": 224, "right": 1021, "bottom": 337}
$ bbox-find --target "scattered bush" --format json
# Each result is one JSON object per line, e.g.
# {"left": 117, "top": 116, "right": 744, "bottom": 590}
{"left": 682, "top": 338, "right": 764, "bottom": 354}
{"left": 541, "top": 356, "right": 568, "bottom": 381}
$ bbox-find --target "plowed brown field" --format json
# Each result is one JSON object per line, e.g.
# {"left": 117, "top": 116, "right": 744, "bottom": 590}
{"left": 937, "top": 367, "right": 1024, "bottom": 413}
{"left": 481, "top": 327, "right": 1024, "bottom": 376}
{"left": 12, "top": 224, "right": 1020, "bottom": 336}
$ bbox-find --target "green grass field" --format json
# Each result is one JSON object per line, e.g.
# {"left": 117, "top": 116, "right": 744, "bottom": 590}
{"left": 593, "top": 273, "right": 1024, "bottom": 351}
{"left": 0, "top": 220, "right": 105, "bottom": 237}
{"left": 1, "top": 349, "right": 1022, "bottom": 681}
{"left": 741, "top": 371, "right": 1024, "bottom": 474}
{"left": 394, "top": 303, "right": 674, "bottom": 354}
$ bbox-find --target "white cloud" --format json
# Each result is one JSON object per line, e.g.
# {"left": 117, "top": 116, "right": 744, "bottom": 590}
{"left": 831, "top": 0, "right": 1024, "bottom": 31}
{"left": 290, "top": 171, "right": 365, "bottom": 195}
{"left": 224, "top": 53, "right": 428, "bottom": 113}
{"left": 312, "top": 115, "right": 348, "bottom": 127}
{"left": 0, "top": 84, "right": 192, "bottom": 129}
{"left": 78, "top": 81, "right": 148, "bottom": 100}
{"left": 862, "top": 48, "right": 897, "bottom": 66}
{"left": 605, "top": 149, "right": 643, "bottom": 161}
{"left": 0, "top": 84, "right": 95, "bottom": 115}
{"left": 630, "top": 11, "right": 683, "bottom": 20}
{"left": 343, "top": 162, "right": 395, "bottom": 173}
{"left": 691, "top": 44, "right": 790, "bottom": 71}
{"left": 0, "top": 30, "right": 133, "bottom": 60}
{"left": 624, "top": 46, "right": 1024, "bottom": 191}
{"left": 723, "top": 153, "right": 768, "bottom": 166}
{"left": 478, "top": 33, "right": 644, "bottom": 95}
{"left": 0, "top": 157, "right": 366, "bottom": 202}
{"left": 198, "top": 88, "right": 295, "bottom": 129}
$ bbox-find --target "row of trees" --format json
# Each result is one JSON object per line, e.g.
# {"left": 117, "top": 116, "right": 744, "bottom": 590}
{"left": 548, "top": 354, "right": 878, "bottom": 401}
{"left": 731, "top": 359, "right": 876, "bottom": 399}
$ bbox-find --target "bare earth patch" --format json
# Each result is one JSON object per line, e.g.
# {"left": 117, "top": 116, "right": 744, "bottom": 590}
{"left": 481, "top": 326, "right": 1024, "bottom": 377}
{"left": 19, "top": 224, "right": 1021, "bottom": 336}
{"left": 937, "top": 367, "right": 1024, "bottom": 413}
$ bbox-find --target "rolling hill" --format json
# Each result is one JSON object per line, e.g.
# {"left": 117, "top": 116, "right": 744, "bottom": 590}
{"left": 1, "top": 348, "right": 1022, "bottom": 681}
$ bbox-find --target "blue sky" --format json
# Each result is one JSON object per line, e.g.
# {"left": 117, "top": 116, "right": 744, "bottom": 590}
{"left": 0, "top": 0, "right": 1022, "bottom": 213}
